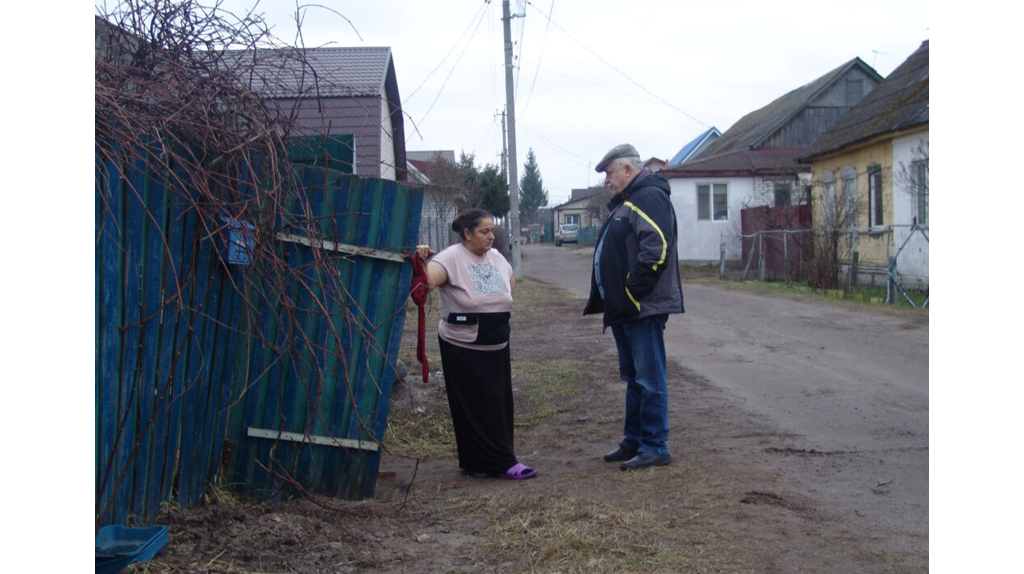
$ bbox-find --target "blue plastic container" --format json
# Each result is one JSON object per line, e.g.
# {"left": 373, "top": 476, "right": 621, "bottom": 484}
{"left": 95, "top": 525, "right": 169, "bottom": 574}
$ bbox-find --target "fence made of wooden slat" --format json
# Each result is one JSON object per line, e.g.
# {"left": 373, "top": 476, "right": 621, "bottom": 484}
{"left": 95, "top": 140, "right": 423, "bottom": 531}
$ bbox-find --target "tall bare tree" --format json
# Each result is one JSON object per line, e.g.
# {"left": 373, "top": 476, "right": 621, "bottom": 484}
{"left": 807, "top": 168, "right": 861, "bottom": 289}
{"left": 585, "top": 187, "right": 613, "bottom": 227}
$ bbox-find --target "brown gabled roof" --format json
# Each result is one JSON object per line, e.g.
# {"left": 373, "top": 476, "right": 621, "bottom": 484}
{"left": 697, "top": 58, "right": 883, "bottom": 158}
{"left": 799, "top": 41, "right": 929, "bottom": 161}
{"left": 660, "top": 146, "right": 809, "bottom": 178}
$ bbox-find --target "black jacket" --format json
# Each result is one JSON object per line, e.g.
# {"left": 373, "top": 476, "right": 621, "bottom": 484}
{"left": 583, "top": 169, "right": 685, "bottom": 327}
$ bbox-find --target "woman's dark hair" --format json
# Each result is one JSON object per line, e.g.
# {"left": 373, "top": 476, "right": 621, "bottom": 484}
{"left": 451, "top": 208, "right": 492, "bottom": 240}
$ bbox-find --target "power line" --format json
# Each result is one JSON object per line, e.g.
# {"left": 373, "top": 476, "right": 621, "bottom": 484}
{"left": 401, "top": 1, "right": 489, "bottom": 102}
{"left": 518, "top": 0, "right": 553, "bottom": 117}
{"left": 514, "top": 0, "right": 526, "bottom": 100}
{"left": 408, "top": 3, "right": 491, "bottom": 136}
{"left": 404, "top": 2, "right": 490, "bottom": 103}
{"left": 524, "top": 0, "right": 710, "bottom": 129}
{"left": 517, "top": 118, "right": 591, "bottom": 167}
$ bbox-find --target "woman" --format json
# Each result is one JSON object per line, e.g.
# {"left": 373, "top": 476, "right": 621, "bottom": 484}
{"left": 415, "top": 209, "right": 537, "bottom": 480}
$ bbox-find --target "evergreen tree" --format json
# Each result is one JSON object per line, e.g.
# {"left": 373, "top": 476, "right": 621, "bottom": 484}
{"left": 449, "top": 152, "right": 509, "bottom": 218}
{"left": 519, "top": 148, "right": 548, "bottom": 220}
{"left": 457, "top": 151, "right": 481, "bottom": 193}
{"left": 476, "top": 163, "right": 510, "bottom": 218}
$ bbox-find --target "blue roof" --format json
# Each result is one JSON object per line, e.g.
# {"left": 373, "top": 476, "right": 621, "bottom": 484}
{"left": 669, "top": 127, "right": 720, "bottom": 166}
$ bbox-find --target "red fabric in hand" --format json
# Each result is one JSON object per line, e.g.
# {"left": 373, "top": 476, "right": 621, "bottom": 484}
{"left": 405, "top": 253, "right": 430, "bottom": 382}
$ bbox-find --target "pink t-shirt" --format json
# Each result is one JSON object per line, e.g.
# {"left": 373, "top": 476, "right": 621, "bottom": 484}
{"left": 429, "top": 243, "right": 513, "bottom": 349}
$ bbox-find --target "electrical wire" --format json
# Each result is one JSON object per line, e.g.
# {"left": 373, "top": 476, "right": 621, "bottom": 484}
{"left": 514, "top": 0, "right": 527, "bottom": 100}
{"left": 408, "top": 3, "right": 491, "bottom": 137}
{"left": 518, "top": 0, "right": 553, "bottom": 117}
{"left": 524, "top": 0, "right": 710, "bottom": 129}
{"left": 517, "top": 118, "right": 591, "bottom": 167}
{"left": 404, "top": 1, "right": 490, "bottom": 103}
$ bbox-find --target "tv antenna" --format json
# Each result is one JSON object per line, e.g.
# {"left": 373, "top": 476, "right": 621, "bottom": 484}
{"left": 871, "top": 50, "right": 888, "bottom": 68}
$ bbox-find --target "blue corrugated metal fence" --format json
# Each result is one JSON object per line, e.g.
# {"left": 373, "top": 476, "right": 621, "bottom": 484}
{"left": 95, "top": 140, "right": 423, "bottom": 530}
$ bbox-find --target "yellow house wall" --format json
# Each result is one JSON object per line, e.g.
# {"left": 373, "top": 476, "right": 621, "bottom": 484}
{"left": 809, "top": 139, "right": 893, "bottom": 266}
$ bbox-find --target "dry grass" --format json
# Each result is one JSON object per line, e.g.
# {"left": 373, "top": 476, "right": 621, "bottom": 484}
{"left": 383, "top": 406, "right": 456, "bottom": 460}
{"left": 682, "top": 267, "right": 929, "bottom": 315}
{"left": 409, "top": 475, "right": 766, "bottom": 574}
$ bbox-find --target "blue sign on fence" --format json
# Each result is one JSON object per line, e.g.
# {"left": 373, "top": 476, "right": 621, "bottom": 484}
{"left": 219, "top": 216, "right": 255, "bottom": 266}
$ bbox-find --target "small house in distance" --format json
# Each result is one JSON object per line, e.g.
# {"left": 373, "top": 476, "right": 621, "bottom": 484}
{"left": 552, "top": 186, "right": 609, "bottom": 228}
{"left": 407, "top": 151, "right": 464, "bottom": 251}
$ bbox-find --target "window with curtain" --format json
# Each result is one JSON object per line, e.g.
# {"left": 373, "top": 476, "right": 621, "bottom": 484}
{"left": 697, "top": 183, "right": 728, "bottom": 221}
{"left": 869, "top": 166, "right": 883, "bottom": 227}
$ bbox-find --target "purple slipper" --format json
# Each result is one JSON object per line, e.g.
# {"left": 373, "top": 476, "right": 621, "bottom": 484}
{"left": 500, "top": 463, "right": 537, "bottom": 480}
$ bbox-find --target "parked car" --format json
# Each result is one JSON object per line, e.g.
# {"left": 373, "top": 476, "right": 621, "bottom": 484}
{"left": 555, "top": 223, "right": 579, "bottom": 246}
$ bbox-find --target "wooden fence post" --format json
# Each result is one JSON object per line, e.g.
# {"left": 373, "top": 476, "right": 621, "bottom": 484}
{"left": 783, "top": 232, "right": 789, "bottom": 284}
{"left": 719, "top": 240, "right": 726, "bottom": 279}
{"left": 758, "top": 232, "right": 765, "bottom": 282}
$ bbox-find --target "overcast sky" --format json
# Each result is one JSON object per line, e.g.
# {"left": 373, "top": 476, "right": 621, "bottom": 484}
{"left": 206, "top": 0, "right": 930, "bottom": 205}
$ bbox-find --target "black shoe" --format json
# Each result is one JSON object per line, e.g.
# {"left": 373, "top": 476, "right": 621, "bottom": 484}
{"left": 620, "top": 452, "right": 672, "bottom": 470}
{"left": 603, "top": 446, "right": 638, "bottom": 462}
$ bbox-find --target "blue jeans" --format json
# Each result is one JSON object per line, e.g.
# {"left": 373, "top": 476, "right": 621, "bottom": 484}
{"left": 610, "top": 315, "right": 670, "bottom": 456}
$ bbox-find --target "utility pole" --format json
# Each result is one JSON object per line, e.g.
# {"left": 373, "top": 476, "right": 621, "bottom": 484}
{"left": 499, "top": 109, "right": 508, "bottom": 185}
{"left": 502, "top": 0, "right": 522, "bottom": 278}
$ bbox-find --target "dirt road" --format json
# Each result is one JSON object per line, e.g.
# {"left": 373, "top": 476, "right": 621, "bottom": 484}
{"left": 522, "top": 243, "right": 929, "bottom": 569}
{"left": 145, "top": 242, "right": 928, "bottom": 573}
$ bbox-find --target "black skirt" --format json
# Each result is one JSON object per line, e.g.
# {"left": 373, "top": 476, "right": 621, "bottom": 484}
{"left": 438, "top": 336, "right": 517, "bottom": 474}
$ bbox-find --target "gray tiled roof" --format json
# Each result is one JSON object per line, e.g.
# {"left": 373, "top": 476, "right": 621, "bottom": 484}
{"left": 799, "top": 41, "right": 929, "bottom": 161}
{"left": 697, "top": 58, "right": 883, "bottom": 158}
{"left": 228, "top": 47, "right": 394, "bottom": 99}
{"left": 660, "top": 146, "right": 809, "bottom": 177}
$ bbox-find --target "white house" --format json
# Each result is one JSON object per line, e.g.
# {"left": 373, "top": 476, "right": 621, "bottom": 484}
{"left": 891, "top": 131, "right": 929, "bottom": 288}
{"left": 661, "top": 56, "right": 884, "bottom": 264}
{"left": 661, "top": 147, "right": 809, "bottom": 263}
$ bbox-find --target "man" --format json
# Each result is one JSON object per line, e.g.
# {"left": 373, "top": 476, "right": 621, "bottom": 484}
{"left": 584, "top": 144, "right": 685, "bottom": 470}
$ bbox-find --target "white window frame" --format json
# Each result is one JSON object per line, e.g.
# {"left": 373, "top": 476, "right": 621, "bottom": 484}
{"left": 913, "top": 160, "right": 928, "bottom": 226}
{"left": 697, "top": 182, "right": 729, "bottom": 221}
{"left": 841, "top": 166, "right": 857, "bottom": 219}
{"left": 868, "top": 166, "right": 883, "bottom": 228}
{"left": 841, "top": 177, "right": 856, "bottom": 218}
{"left": 820, "top": 170, "right": 836, "bottom": 219}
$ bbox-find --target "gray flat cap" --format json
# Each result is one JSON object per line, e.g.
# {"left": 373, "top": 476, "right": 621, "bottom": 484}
{"left": 595, "top": 143, "right": 640, "bottom": 172}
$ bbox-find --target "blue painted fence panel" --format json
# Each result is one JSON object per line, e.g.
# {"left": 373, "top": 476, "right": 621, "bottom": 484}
{"left": 96, "top": 143, "right": 423, "bottom": 530}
